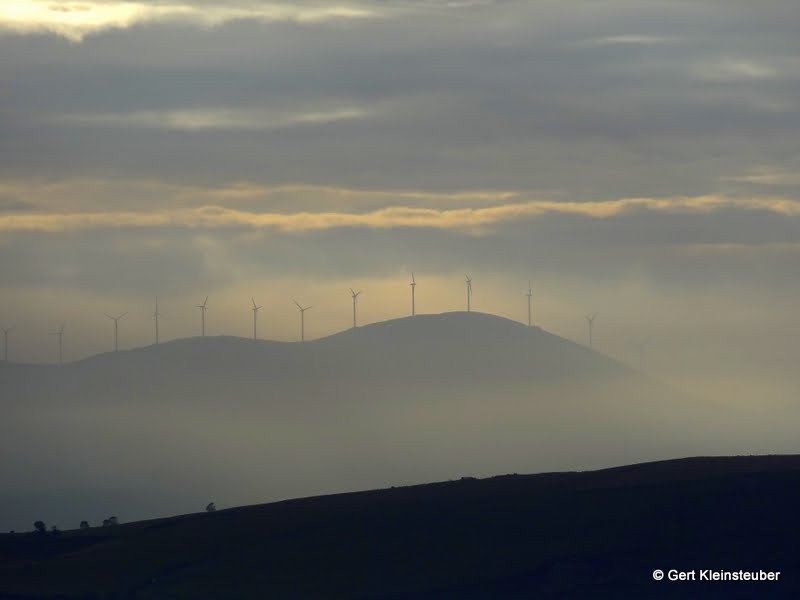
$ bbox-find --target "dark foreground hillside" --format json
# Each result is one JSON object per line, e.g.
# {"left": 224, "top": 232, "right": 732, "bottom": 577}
{"left": 2, "top": 455, "right": 800, "bottom": 599}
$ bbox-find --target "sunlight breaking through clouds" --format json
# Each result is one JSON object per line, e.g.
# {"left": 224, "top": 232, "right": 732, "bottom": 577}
{"left": 724, "top": 168, "right": 800, "bottom": 187}
{"left": 690, "top": 58, "right": 780, "bottom": 82}
{"left": 55, "top": 106, "right": 374, "bottom": 131}
{"left": 0, "top": 1, "right": 378, "bottom": 41}
{"left": 1, "top": 195, "right": 799, "bottom": 234}
{"left": 581, "top": 35, "right": 681, "bottom": 46}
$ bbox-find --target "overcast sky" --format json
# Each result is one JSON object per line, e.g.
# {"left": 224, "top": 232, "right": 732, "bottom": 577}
{"left": 1, "top": 0, "right": 798, "bottom": 403}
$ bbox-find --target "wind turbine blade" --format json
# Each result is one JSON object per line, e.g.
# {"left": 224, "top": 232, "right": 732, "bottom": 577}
{"left": 411, "top": 272, "right": 415, "bottom": 283}
{"left": 252, "top": 298, "right": 257, "bottom": 309}
{"left": 119, "top": 312, "right": 127, "bottom": 320}
{"left": 104, "top": 313, "right": 112, "bottom": 320}
{"left": 293, "top": 299, "right": 302, "bottom": 310}
{"left": 203, "top": 296, "right": 208, "bottom": 307}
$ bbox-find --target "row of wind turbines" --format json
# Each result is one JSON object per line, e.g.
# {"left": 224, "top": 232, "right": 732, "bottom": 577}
{"left": 2, "top": 274, "right": 603, "bottom": 366}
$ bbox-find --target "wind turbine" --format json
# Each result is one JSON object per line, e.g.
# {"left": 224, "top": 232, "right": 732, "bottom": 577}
{"left": 2, "top": 323, "right": 15, "bottom": 362}
{"left": 196, "top": 296, "right": 208, "bottom": 337}
{"left": 525, "top": 280, "right": 533, "bottom": 327}
{"left": 251, "top": 298, "right": 262, "bottom": 340}
{"left": 585, "top": 313, "right": 597, "bottom": 349}
{"left": 410, "top": 273, "right": 416, "bottom": 316}
{"left": 350, "top": 289, "right": 361, "bottom": 328}
{"left": 465, "top": 274, "right": 473, "bottom": 312}
{"left": 293, "top": 300, "right": 312, "bottom": 342}
{"left": 104, "top": 312, "right": 127, "bottom": 352}
{"left": 49, "top": 322, "right": 65, "bottom": 367}
{"left": 153, "top": 297, "right": 163, "bottom": 345}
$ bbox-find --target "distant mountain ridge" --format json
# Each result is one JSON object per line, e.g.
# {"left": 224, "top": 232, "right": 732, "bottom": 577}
{"left": 1, "top": 311, "right": 721, "bottom": 535}
{"left": 2, "top": 311, "right": 629, "bottom": 380}
{"left": 1, "top": 311, "right": 651, "bottom": 411}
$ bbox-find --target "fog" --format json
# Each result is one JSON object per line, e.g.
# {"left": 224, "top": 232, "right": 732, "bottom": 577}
{"left": 1, "top": 313, "right": 797, "bottom": 532}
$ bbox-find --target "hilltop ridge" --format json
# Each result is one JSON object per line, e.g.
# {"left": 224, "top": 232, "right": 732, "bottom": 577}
{"left": 1, "top": 311, "right": 621, "bottom": 378}
{"left": 1, "top": 311, "right": 639, "bottom": 403}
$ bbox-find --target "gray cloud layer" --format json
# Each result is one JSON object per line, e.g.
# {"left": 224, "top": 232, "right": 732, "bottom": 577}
{"left": 0, "top": 1, "right": 799, "bottom": 410}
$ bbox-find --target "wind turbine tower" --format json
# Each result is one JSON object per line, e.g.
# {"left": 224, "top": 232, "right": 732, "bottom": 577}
{"left": 196, "top": 296, "right": 208, "bottom": 337}
{"left": 251, "top": 298, "right": 262, "bottom": 340}
{"left": 585, "top": 313, "right": 597, "bottom": 349}
{"left": 525, "top": 281, "right": 533, "bottom": 327}
{"left": 293, "top": 300, "right": 312, "bottom": 342}
{"left": 465, "top": 274, "right": 473, "bottom": 312}
{"left": 2, "top": 324, "right": 15, "bottom": 362}
{"left": 104, "top": 312, "right": 127, "bottom": 352}
{"left": 153, "top": 297, "right": 163, "bottom": 345}
{"left": 50, "top": 322, "right": 65, "bottom": 367}
{"left": 350, "top": 289, "right": 361, "bottom": 328}
{"left": 410, "top": 273, "right": 416, "bottom": 316}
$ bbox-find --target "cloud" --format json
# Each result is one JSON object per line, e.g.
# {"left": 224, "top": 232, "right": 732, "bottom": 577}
{"left": 0, "top": 178, "right": 525, "bottom": 213}
{"left": 581, "top": 35, "right": 681, "bottom": 47}
{"left": 54, "top": 106, "right": 373, "bottom": 131}
{"left": 1, "top": 195, "right": 798, "bottom": 234}
{"left": 690, "top": 58, "right": 780, "bottom": 82}
{"left": 0, "top": 195, "right": 36, "bottom": 212}
{"left": 723, "top": 168, "right": 800, "bottom": 187}
{"left": 0, "top": 1, "right": 377, "bottom": 42}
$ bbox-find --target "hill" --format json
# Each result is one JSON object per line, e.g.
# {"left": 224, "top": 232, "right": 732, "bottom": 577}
{"left": 1, "top": 455, "right": 799, "bottom": 599}
{"left": 2, "top": 312, "right": 631, "bottom": 391}
{"left": 0, "top": 312, "right": 741, "bottom": 533}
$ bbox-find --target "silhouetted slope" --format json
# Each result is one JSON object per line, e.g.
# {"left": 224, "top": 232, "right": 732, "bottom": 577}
{"left": 2, "top": 455, "right": 799, "bottom": 599}
{"left": 1, "top": 312, "right": 643, "bottom": 406}
{"left": 316, "top": 312, "right": 629, "bottom": 383}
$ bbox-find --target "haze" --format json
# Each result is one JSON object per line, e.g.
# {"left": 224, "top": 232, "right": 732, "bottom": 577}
{"left": 1, "top": 1, "right": 799, "bottom": 531}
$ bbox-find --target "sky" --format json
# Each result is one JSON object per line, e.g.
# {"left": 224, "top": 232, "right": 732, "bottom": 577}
{"left": 1, "top": 0, "right": 799, "bottom": 405}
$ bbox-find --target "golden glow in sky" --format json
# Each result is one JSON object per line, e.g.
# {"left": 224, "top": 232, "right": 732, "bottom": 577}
{"left": 0, "top": 1, "right": 376, "bottom": 41}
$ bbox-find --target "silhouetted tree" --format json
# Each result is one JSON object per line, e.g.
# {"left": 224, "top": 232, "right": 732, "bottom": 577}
{"left": 206, "top": 502, "right": 216, "bottom": 512}
{"left": 33, "top": 520, "right": 46, "bottom": 534}
{"left": 80, "top": 521, "right": 90, "bottom": 530}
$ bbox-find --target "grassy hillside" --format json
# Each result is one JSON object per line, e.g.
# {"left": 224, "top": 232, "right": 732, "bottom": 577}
{"left": 2, "top": 455, "right": 800, "bottom": 599}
